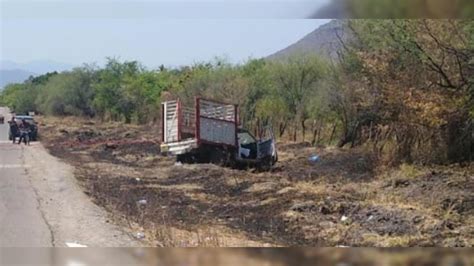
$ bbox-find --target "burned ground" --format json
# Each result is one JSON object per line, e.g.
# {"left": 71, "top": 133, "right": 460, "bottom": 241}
{"left": 38, "top": 116, "right": 473, "bottom": 247}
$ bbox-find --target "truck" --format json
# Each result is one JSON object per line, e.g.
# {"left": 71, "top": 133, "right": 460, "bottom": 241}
{"left": 160, "top": 97, "right": 278, "bottom": 169}
{"left": 9, "top": 115, "right": 39, "bottom": 141}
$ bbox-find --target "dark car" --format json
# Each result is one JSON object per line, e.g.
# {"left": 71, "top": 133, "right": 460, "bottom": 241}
{"left": 9, "top": 115, "right": 39, "bottom": 141}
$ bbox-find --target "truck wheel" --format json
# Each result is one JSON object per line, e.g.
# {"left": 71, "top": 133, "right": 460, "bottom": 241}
{"left": 209, "top": 148, "right": 229, "bottom": 166}
{"left": 209, "top": 149, "right": 222, "bottom": 165}
{"left": 177, "top": 154, "right": 188, "bottom": 163}
{"left": 257, "top": 157, "right": 273, "bottom": 171}
{"left": 177, "top": 153, "right": 197, "bottom": 164}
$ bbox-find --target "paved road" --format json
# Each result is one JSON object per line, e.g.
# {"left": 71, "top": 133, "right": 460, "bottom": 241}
{"left": 0, "top": 107, "right": 142, "bottom": 250}
{"left": 0, "top": 108, "right": 53, "bottom": 247}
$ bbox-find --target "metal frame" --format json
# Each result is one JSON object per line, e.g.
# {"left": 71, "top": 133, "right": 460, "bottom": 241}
{"left": 196, "top": 97, "right": 238, "bottom": 148}
{"left": 195, "top": 97, "right": 201, "bottom": 146}
{"left": 177, "top": 99, "right": 182, "bottom": 141}
{"left": 161, "top": 103, "right": 165, "bottom": 143}
{"left": 161, "top": 97, "right": 239, "bottom": 155}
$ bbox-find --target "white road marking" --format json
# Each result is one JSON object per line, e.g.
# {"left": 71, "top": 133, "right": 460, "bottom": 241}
{"left": 0, "top": 164, "right": 31, "bottom": 169}
{"left": 66, "top": 260, "right": 87, "bottom": 266}
{"left": 0, "top": 141, "right": 38, "bottom": 145}
{"left": 66, "top": 242, "right": 88, "bottom": 248}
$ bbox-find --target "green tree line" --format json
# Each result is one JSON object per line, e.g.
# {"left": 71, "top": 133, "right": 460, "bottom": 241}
{"left": 1, "top": 19, "right": 472, "bottom": 164}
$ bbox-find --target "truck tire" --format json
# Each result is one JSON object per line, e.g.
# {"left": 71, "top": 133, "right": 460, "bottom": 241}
{"left": 209, "top": 148, "right": 226, "bottom": 166}
{"left": 177, "top": 153, "right": 195, "bottom": 164}
{"left": 257, "top": 157, "right": 273, "bottom": 171}
{"left": 177, "top": 154, "right": 186, "bottom": 163}
{"left": 209, "top": 147, "right": 236, "bottom": 167}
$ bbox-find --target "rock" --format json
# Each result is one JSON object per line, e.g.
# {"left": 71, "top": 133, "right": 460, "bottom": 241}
{"left": 123, "top": 132, "right": 133, "bottom": 138}
{"left": 135, "top": 232, "right": 145, "bottom": 239}
{"left": 393, "top": 178, "right": 410, "bottom": 188}
{"left": 290, "top": 201, "right": 316, "bottom": 212}
{"left": 446, "top": 220, "right": 456, "bottom": 230}
{"left": 412, "top": 216, "right": 423, "bottom": 224}
{"left": 320, "top": 205, "right": 331, "bottom": 215}
{"left": 341, "top": 215, "right": 352, "bottom": 224}
{"left": 104, "top": 143, "right": 117, "bottom": 150}
{"left": 319, "top": 221, "right": 336, "bottom": 228}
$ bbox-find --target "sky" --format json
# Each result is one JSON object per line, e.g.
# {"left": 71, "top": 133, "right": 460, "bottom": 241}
{"left": 0, "top": 0, "right": 331, "bottom": 68}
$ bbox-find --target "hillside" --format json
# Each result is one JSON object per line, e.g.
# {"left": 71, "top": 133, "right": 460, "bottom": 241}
{"left": 0, "top": 60, "right": 74, "bottom": 74}
{"left": 267, "top": 20, "right": 351, "bottom": 61}
{"left": 0, "top": 69, "right": 35, "bottom": 89}
{"left": 0, "top": 60, "right": 75, "bottom": 89}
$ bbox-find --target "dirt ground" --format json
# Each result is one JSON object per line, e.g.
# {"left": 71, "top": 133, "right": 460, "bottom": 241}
{"left": 37, "top": 116, "right": 474, "bottom": 247}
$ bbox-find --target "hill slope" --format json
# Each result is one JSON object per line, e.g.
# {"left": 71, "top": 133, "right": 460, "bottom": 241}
{"left": 0, "top": 60, "right": 74, "bottom": 74}
{"left": 267, "top": 20, "right": 351, "bottom": 61}
{"left": 0, "top": 60, "right": 75, "bottom": 89}
{"left": 0, "top": 69, "right": 36, "bottom": 89}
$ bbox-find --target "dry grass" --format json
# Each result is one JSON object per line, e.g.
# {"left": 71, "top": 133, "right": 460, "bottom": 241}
{"left": 150, "top": 223, "right": 272, "bottom": 247}
{"left": 292, "top": 181, "right": 328, "bottom": 196}
{"left": 38, "top": 116, "right": 474, "bottom": 247}
{"left": 361, "top": 233, "right": 418, "bottom": 247}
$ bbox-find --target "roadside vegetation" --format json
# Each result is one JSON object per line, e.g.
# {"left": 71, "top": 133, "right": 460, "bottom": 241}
{"left": 2, "top": 19, "right": 472, "bottom": 165}
{"left": 38, "top": 116, "right": 473, "bottom": 247}
{"left": 1, "top": 19, "right": 472, "bottom": 247}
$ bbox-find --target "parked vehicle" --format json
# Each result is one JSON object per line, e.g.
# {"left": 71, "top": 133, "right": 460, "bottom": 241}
{"left": 160, "top": 97, "right": 278, "bottom": 169}
{"left": 9, "top": 115, "right": 39, "bottom": 141}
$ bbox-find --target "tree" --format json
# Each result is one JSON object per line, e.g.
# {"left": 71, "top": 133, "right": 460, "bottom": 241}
{"left": 93, "top": 58, "right": 142, "bottom": 122}
{"left": 269, "top": 54, "right": 328, "bottom": 141}
{"left": 36, "top": 67, "right": 97, "bottom": 116}
{"left": 340, "top": 19, "right": 474, "bottom": 162}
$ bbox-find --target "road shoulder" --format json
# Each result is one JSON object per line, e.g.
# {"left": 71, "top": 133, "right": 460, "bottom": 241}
{"left": 23, "top": 142, "right": 143, "bottom": 247}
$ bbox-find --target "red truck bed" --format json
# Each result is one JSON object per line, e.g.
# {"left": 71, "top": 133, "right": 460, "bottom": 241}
{"left": 161, "top": 97, "right": 238, "bottom": 155}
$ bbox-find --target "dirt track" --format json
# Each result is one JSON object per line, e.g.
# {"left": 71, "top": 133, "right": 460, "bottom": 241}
{"left": 38, "top": 116, "right": 474, "bottom": 247}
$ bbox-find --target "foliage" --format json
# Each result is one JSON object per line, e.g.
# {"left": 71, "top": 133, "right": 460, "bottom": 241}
{"left": 342, "top": 19, "right": 473, "bottom": 163}
{"left": 0, "top": 19, "right": 472, "bottom": 164}
{"left": 36, "top": 67, "right": 96, "bottom": 116}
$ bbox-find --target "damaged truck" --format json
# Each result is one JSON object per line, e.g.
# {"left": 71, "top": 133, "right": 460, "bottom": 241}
{"left": 160, "top": 97, "right": 278, "bottom": 169}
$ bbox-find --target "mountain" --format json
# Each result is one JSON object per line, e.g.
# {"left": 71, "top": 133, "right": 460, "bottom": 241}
{"left": 267, "top": 20, "right": 352, "bottom": 61}
{"left": 0, "top": 60, "right": 75, "bottom": 89}
{"left": 0, "top": 60, "right": 75, "bottom": 74}
{"left": 0, "top": 69, "right": 36, "bottom": 89}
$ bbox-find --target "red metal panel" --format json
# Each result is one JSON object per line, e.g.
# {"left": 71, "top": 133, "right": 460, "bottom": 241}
{"left": 177, "top": 99, "right": 182, "bottom": 141}
{"left": 195, "top": 97, "right": 201, "bottom": 145}
{"left": 234, "top": 104, "right": 238, "bottom": 147}
{"left": 161, "top": 103, "right": 165, "bottom": 143}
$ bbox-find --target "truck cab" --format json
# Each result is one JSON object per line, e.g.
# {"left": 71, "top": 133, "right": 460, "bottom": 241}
{"left": 236, "top": 128, "right": 278, "bottom": 168}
